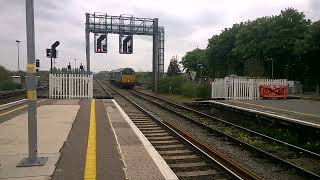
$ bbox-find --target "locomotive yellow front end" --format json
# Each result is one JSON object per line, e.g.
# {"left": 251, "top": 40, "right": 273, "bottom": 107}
{"left": 121, "top": 74, "right": 136, "bottom": 88}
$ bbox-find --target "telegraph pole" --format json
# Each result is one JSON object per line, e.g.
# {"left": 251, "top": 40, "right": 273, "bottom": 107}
{"left": 17, "top": 0, "right": 47, "bottom": 167}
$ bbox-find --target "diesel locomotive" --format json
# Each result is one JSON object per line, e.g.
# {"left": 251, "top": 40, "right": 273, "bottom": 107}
{"left": 110, "top": 68, "right": 136, "bottom": 88}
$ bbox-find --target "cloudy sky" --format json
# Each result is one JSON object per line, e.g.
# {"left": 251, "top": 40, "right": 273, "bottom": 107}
{"left": 0, "top": 0, "right": 319, "bottom": 72}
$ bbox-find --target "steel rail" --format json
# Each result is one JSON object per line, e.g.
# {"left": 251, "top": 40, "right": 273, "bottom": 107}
{"left": 133, "top": 89, "right": 320, "bottom": 158}
{"left": 129, "top": 89, "right": 320, "bottom": 179}
{"left": 0, "top": 87, "right": 48, "bottom": 99}
{"left": 93, "top": 79, "right": 113, "bottom": 99}
{"left": 102, "top": 82, "right": 262, "bottom": 180}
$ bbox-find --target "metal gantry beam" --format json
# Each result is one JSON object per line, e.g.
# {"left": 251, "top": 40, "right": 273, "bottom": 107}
{"left": 85, "top": 12, "right": 165, "bottom": 92}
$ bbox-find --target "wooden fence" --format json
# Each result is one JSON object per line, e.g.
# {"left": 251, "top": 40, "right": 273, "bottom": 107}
{"left": 49, "top": 74, "right": 93, "bottom": 99}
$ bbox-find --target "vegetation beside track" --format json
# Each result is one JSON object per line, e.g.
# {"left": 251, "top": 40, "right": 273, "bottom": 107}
{"left": 136, "top": 74, "right": 211, "bottom": 99}
{"left": 0, "top": 66, "right": 22, "bottom": 91}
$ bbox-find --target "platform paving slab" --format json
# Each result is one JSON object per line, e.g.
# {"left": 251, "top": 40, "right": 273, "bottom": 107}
{"left": 104, "top": 99, "right": 178, "bottom": 180}
{"left": 0, "top": 102, "right": 79, "bottom": 180}
{"left": 51, "top": 100, "right": 89, "bottom": 180}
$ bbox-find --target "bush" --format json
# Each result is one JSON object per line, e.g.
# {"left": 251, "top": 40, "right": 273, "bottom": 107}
{"left": 158, "top": 75, "right": 211, "bottom": 98}
{"left": 0, "top": 66, "right": 11, "bottom": 81}
{"left": 180, "top": 81, "right": 194, "bottom": 97}
{"left": 0, "top": 80, "right": 22, "bottom": 91}
{"left": 135, "top": 72, "right": 152, "bottom": 89}
{"left": 196, "top": 83, "right": 211, "bottom": 98}
{"left": 159, "top": 76, "right": 184, "bottom": 94}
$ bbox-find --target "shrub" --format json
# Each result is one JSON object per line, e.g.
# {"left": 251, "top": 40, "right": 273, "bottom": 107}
{"left": 135, "top": 72, "right": 152, "bottom": 89}
{"left": 180, "top": 81, "right": 194, "bottom": 97}
{"left": 196, "top": 83, "right": 211, "bottom": 98}
{"left": 0, "top": 80, "right": 22, "bottom": 91}
{"left": 0, "top": 66, "right": 11, "bottom": 81}
{"left": 159, "top": 76, "right": 184, "bottom": 94}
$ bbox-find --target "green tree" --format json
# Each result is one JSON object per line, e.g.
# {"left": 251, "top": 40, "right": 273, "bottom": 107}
{"left": 300, "top": 20, "right": 320, "bottom": 88}
{"left": 181, "top": 48, "right": 209, "bottom": 76}
{"left": 0, "top": 66, "right": 11, "bottom": 81}
{"left": 180, "top": 8, "right": 317, "bottom": 89}
{"left": 268, "top": 8, "right": 311, "bottom": 79}
{"left": 167, "top": 56, "right": 181, "bottom": 76}
{"left": 207, "top": 24, "right": 243, "bottom": 77}
{"left": 233, "top": 8, "right": 310, "bottom": 78}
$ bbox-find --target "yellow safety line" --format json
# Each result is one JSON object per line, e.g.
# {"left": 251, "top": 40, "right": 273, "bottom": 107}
{"left": 233, "top": 100, "right": 320, "bottom": 118}
{"left": 0, "top": 99, "right": 46, "bottom": 117}
{"left": 84, "top": 99, "right": 96, "bottom": 180}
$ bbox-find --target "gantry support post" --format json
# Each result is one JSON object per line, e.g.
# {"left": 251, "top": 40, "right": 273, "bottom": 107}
{"left": 85, "top": 13, "right": 90, "bottom": 74}
{"left": 152, "top": 18, "right": 159, "bottom": 92}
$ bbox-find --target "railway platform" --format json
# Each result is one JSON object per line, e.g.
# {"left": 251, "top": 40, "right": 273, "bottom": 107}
{"left": 197, "top": 99, "right": 320, "bottom": 128}
{"left": 0, "top": 99, "right": 177, "bottom": 180}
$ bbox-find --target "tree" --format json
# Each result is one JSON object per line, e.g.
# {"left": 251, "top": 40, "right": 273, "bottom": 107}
{"left": 167, "top": 56, "right": 181, "bottom": 76}
{"left": 0, "top": 66, "right": 11, "bottom": 81}
{"left": 232, "top": 8, "right": 310, "bottom": 78}
{"left": 207, "top": 24, "right": 243, "bottom": 77}
{"left": 180, "top": 8, "right": 318, "bottom": 88}
{"left": 180, "top": 48, "right": 209, "bottom": 76}
{"left": 300, "top": 20, "right": 320, "bottom": 87}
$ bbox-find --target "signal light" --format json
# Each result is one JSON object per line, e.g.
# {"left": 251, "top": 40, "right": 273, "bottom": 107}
{"left": 94, "top": 33, "right": 107, "bottom": 53}
{"left": 119, "top": 35, "right": 133, "bottom": 54}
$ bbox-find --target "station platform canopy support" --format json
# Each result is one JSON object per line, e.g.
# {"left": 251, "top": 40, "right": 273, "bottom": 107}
{"left": 85, "top": 12, "right": 165, "bottom": 92}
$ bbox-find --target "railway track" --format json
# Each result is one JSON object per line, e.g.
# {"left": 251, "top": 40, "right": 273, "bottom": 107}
{"left": 95, "top": 80, "right": 261, "bottom": 180}
{"left": 128, "top": 88, "right": 320, "bottom": 179}
{"left": 0, "top": 86, "right": 48, "bottom": 99}
{"left": 0, "top": 87, "right": 48, "bottom": 106}
{"left": 93, "top": 79, "right": 113, "bottom": 99}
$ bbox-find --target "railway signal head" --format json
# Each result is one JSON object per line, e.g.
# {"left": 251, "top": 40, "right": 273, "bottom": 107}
{"left": 95, "top": 34, "right": 107, "bottom": 53}
{"left": 119, "top": 35, "right": 133, "bottom": 54}
{"left": 36, "top": 59, "right": 40, "bottom": 67}
{"left": 51, "top": 49, "right": 58, "bottom": 58}
{"left": 51, "top": 41, "right": 60, "bottom": 49}
{"left": 46, "top": 49, "right": 51, "bottom": 57}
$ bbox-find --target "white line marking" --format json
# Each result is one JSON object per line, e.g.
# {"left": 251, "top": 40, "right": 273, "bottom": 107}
{"left": 112, "top": 99, "right": 178, "bottom": 180}
{"left": 209, "top": 100, "right": 320, "bottom": 129}
{"left": 0, "top": 99, "right": 27, "bottom": 110}
{"left": 233, "top": 100, "right": 320, "bottom": 118}
{"left": 0, "top": 99, "right": 46, "bottom": 117}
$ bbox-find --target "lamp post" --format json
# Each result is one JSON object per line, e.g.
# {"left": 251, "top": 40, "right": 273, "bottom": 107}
{"left": 16, "top": 40, "right": 21, "bottom": 71}
{"left": 74, "top": 58, "right": 77, "bottom": 71}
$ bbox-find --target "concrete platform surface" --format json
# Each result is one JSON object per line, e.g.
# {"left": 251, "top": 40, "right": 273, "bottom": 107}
{"left": 0, "top": 102, "right": 79, "bottom": 179}
{"left": 205, "top": 99, "right": 320, "bottom": 128}
{"left": 105, "top": 99, "right": 178, "bottom": 180}
{"left": 51, "top": 99, "right": 176, "bottom": 180}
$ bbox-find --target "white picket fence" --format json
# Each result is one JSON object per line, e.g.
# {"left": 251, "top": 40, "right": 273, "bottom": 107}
{"left": 49, "top": 74, "right": 93, "bottom": 99}
{"left": 212, "top": 77, "right": 287, "bottom": 100}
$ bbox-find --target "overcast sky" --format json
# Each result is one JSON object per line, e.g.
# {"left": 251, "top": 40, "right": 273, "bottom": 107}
{"left": 0, "top": 0, "right": 319, "bottom": 72}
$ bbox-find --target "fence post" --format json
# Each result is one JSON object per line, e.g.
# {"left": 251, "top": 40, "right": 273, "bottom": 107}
{"left": 49, "top": 74, "right": 51, "bottom": 98}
